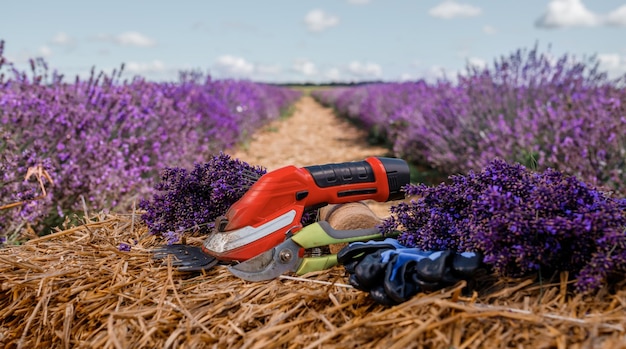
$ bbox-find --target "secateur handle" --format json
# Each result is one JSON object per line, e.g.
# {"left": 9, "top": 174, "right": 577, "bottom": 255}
{"left": 291, "top": 221, "right": 384, "bottom": 275}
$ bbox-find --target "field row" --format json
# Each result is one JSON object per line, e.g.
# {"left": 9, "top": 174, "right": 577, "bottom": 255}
{"left": 312, "top": 46, "right": 625, "bottom": 196}
{"left": 0, "top": 44, "right": 300, "bottom": 238}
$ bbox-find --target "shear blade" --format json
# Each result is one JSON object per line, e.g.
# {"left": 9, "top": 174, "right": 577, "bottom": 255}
{"left": 153, "top": 244, "right": 218, "bottom": 272}
{"left": 229, "top": 240, "right": 301, "bottom": 282}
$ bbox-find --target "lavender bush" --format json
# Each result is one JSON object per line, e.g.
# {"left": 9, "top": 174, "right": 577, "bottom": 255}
{"left": 0, "top": 40, "right": 300, "bottom": 237}
{"left": 379, "top": 159, "right": 626, "bottom": 292}
{"left": 312, "top": 45, "right": 626, "bottom": 195}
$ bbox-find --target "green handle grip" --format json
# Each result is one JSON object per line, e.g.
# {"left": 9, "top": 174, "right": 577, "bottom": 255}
{"left": 296, "top": 255, "right": 338, "bottom": 275}
{"left": 291, "top": 221, "right": 382, "bottom": 248}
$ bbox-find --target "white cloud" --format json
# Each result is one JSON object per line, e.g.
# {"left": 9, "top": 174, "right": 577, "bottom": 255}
{"left": 95, "top": 32, "right": 156, "bottom": 47}
{"left": 94, "top": 31, "right": 156, "bottom": 47}
{"left": 429, "top": 1, "right": 482, "bottom": 19}
{"left": 482, "top": 25, "right": 496, "bottom": 34}
{"left": 597, "top": 53, "right": 626, "bottom": 78}
{"left": 51, "top": 32, "right": 74, "bottom": 46}
{"left": 347, "top": 0, "right": 370, "bottom": 4}
{"left": 4, "top": 46, "right": 53, "bottom": 64}
{"left": 115, "top": 31, "right": 156, "bottom": 47}
{"left": 325, "top": 68, "right": 341, "bottom": 81}
{"left": 256, "top": 64, "right": 281, "bottom": 76}
{"left": 535, "top": 1, "right": 626, "bottom": 28}
{"left": 598, "top": 53, "right": 621, "bottom": 69}
{"left": 3, "top": 49, "right": 31, "bottom": 64}
{"left": 535, "top": 0, "right": 601, "bottom": 28}
{"left": 399, "top": 73, "right": 416, "bottom": 81}
{"left": 347, "top": 61, "right": 382, "bottom": 78}
{"left": 124, "top": 60, "right": 166, "bottom": 74}
{"left": 304, "top": 9, "right": 339, "bottom": 32}
{"left": 215, "top": 55, "right": 254, "bottom": 76}
{"left": 606, "top": 5, "right": 626, "bottom": 26}
{"left": 292, "top": 59, "right": 317, "bottom": 76}
{"left": 39, "top": 45, "right": 52, "bottom": 58}
{"left": 467, "top": 57, "right": 487, "bottom": 69}
{"left": 423, "top": 65, "right": 449, "bottom": 82}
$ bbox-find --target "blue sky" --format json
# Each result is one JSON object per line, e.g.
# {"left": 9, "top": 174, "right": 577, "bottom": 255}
{"left": 1, "top": 0, "right": 626, "bottom": 83}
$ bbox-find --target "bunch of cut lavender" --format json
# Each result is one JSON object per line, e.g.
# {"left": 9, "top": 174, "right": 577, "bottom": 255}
{"left": 139, "top": 153, "right": 266, "bottom": 243}
{"left": 380, "top": 158, "right": 626, "bottom": 292}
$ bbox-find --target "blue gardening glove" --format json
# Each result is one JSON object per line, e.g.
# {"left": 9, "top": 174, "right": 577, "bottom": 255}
{"left": 337, "top": 238, "right": 483, "bottom": 305}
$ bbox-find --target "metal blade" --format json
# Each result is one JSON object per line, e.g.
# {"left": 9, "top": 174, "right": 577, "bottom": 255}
{"left": 228, "top": 239, "right": 302, "bottom": 281}
{"left": 153, "top": 244, "right": 218, "bottom": 272}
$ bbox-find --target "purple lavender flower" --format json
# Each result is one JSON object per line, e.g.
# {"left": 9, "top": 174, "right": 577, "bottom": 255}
{"left": 163, "top": 231, "right": 181, "bottom": 245}
{"left": 139, "top": 152, "right": 267, "bottom": 238}
{"left": 380, "top": 158, "right": 626, "bottom": 293}
{"left": 118, "top": 243, "right": 131, "bottom": 252}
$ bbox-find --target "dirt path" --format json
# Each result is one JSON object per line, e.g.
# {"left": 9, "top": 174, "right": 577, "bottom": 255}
{"left": 226, "top": 94, "right": 396, "bottom": 217}
{"left": 228, "top": 95, "right": 388, "bottom": 169}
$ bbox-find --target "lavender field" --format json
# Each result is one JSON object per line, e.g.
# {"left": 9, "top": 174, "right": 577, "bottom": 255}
{"left": 312, "top": 46, "right": 626, "bottom": 196}
{"left": 0, "top": 41, "right": 300, "bottom": 239}
{"left": 2, "top": 41, "right": 625, "bottom": 292}
{"left": 2, "top": 38, "right": 626, "bottom": 347}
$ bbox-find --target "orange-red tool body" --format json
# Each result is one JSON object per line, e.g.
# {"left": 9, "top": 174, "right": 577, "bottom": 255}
{"left": 202, "top": 157, "right": 409, "bottom": 261}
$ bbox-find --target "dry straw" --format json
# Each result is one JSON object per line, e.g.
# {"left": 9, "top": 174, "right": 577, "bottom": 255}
{"left": 2, "top": 211, "right": 626, "bottom": 349}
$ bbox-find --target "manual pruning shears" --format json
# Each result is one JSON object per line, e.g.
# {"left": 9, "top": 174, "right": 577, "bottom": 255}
{"left": 228, "top": 221, "right": 384, "bottom": 281}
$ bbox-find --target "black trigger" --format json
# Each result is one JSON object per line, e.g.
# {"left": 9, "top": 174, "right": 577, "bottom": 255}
{"left": 296, "top": 190, "right": 309, "bottom": 201}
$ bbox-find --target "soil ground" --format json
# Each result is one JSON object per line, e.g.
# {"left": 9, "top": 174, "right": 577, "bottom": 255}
{"left": 228, "top": 95, "right": 388, "bottom": 170}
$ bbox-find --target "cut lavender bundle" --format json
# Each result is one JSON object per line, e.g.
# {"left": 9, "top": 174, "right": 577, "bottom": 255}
{"left": 139, "top": 153, "right": 266, "bottom": 239}
{"left": 380, "top": 158, "right": 626, "bottom": 293}
{"left": 140, "top": 153, "right": 320, "bottom": 243}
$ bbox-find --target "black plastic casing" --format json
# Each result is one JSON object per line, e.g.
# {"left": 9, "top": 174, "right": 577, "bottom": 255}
{"left": 378, "top": 157, "right": 410, "bottom": 201}
{"left": 304, "top": 157, "right": 410, "bottom": 201}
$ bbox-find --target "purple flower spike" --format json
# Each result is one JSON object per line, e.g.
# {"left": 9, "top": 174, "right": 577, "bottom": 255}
{"left": 163, "top": 231, "right": 181, "bottom": 245}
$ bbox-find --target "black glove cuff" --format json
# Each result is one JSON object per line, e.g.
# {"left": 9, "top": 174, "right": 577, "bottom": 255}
{"left": 337, "top": 242, "right": 398, "bottom": 265}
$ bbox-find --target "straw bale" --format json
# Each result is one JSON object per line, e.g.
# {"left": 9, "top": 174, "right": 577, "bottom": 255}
{"left": 1, "top": 212, "right": 626, "bottom": 348}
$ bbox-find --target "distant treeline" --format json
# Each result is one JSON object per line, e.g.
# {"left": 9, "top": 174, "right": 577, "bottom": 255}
{"left": 272, "top": 81, "right": 385, "bottom": 88}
